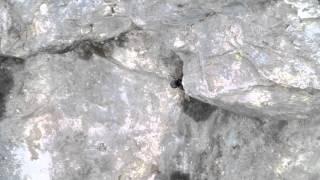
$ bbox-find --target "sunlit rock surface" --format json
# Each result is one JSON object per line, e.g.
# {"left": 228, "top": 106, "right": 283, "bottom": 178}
{"left": 1, "top": 0, "right": 320, "bottom": 180}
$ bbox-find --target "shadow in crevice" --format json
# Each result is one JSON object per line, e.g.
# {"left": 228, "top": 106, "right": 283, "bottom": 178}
{"left": 170, "top": 171, "right": 190, "bottom": 180}
{"left": 73, "top": 40, "right": 114, "bottom": 60}
{"left": 162, "top": 51, "right": 184, "bottom": 90}
{"left": 0, "top": 56, "right": 24, "bottom": 121}
{"left": 182, "top": 97, "right": 217, "bottom": 122}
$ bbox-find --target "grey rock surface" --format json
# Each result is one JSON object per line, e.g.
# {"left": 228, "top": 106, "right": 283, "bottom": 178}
{"left": 181, "top": 0, "right": 320, "bottom": 120}
{"left": 159, "top": 101, "right": 320, "bottom": 180}
{"left": 0, "top": 0, "right": 320, "bottom": 180}
{"left": 1, "top": 52, "right": 179, "bottom": 180}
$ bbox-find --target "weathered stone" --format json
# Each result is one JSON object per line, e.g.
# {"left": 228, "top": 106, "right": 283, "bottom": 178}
{"left": 1, "top": 0, "right": 132, "bottom": 58}
{"left": 1, "top": 0, "right": 320, "bottom": 180}
{"left": 181, "top": 0, "right": 320, "bottom": 120}
{"left": 159, "top": 103, "right": 320, "bottom": 180}
{"left": 0, "top": 51, "right": 180, "bottom": 179}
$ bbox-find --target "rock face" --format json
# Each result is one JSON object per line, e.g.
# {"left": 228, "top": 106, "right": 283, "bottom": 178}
{"left": 0, "top": 0, "right": 320, "bottom": 180}
{"left": 1, "top": 52, "right": 178, "bottom": 180}
{"left": 181, "top": 0, "right": 320, "bottom": 120}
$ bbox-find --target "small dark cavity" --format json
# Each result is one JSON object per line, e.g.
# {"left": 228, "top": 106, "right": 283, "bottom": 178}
{"left": 76, "top": 41, "right": 93, "bottom": 60}
{"left": 205, "top": 11, "right": 216, "bottom": 17}
{"left": 232, "top": 144, "right": 240, "bottom": 150}
{"left": 177, "top": 4, "right": 184, "bottom": 8}
{"left": 89, "top": 23, "right": 94, "bottom": 31}
{"left": 91, "top": 42, "right": 107, "bottom": 58}
{"left": 114, "top": 33, "right": 128, "bottom": 47}
{"left": 182, "top": 97, "right": 217, "bottom": 122}
{"left": 166, "top": 52, "right": 184, "bottom": 89}
{"left": 111, "top": 6, "right": 115, "bottom": 14}
{"left": 170, "top": 171, "right": 190, "bottom": 180}
{"left": 170, "top": 79, "right": 183, "bottom": 89}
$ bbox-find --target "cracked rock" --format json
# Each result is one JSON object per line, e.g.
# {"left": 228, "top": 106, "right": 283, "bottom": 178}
{"left": 1, "top": 0, "right": 320, "bottom": 180}
{"left": 181, "top": 0, "right": 320, "bottom": 120}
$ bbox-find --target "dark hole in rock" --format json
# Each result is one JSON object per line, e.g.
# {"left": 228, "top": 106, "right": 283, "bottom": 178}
{"left": 166, "top": 52, "right": 184, "bottom": 90}
{"left": 114, "top": 33, "right": 128, "bottom": 47}
{"left": 91, "top": 43, "right": 107, "bottom": 58}
{"left": 111, "top": 6, "right": 115, "bottom": 14}
{"left": 177, "top": 4, "right": 184, "bottom": 8}
{"left": 75, "top": 41, "right": 94, "bottom": 60}
{"left": 170, "top": 171, "right": 190, "bottom": 180}
{"left": 182, "top": 97, "right": 217, "bottom": 122}
{"left": 170, "top": 79, "right": 183, "bottom": 89}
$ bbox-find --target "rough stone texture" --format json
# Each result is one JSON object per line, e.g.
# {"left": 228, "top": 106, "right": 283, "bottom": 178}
{"left": 159, "top": 103, "right": 320, "bottom": 180}
{"left": 1, "top": 0, "right": 132, "bottom": 57}
{"left": 1, "top": 52, "right": 179, "bottom": 180}
{"left": 181, "top": 0, "right": 320, "bottom": 120}
{"left": 0, "top": 0, "right": 320, "bottom": 180}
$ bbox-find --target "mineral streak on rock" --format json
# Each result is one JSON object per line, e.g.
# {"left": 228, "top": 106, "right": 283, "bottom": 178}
{"left": 0, "top": 0, "right": 320, "bottom": 180}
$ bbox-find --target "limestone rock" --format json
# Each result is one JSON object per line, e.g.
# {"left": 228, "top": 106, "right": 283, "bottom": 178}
{"left": 181, "top": 0, "right": 320, "bottom": 120}
{"left": 1, "top": 0, "right": 320, "bottom": 180}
